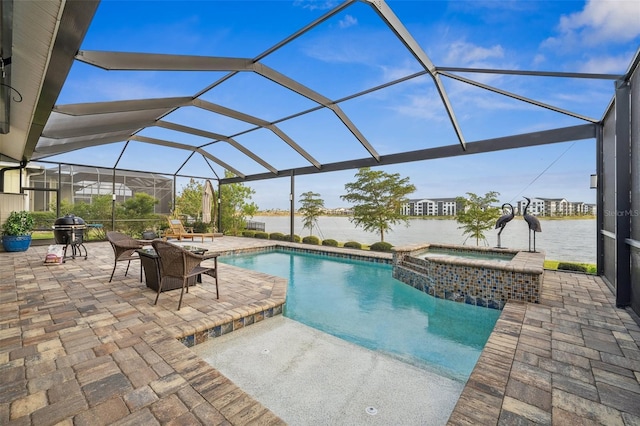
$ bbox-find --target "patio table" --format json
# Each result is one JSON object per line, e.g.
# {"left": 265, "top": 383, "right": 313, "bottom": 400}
{"left": 137, "top": 244, "right": 207, "bottom": 292}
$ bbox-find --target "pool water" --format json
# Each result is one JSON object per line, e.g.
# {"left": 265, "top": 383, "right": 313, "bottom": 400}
{"left": 219, "top": 249, "right": 500, "bottom": 381}
{"left": 424, "top": 248, "right": 514, "bottom": 263}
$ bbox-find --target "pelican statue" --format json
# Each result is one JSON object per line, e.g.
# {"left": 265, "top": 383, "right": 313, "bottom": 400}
{"left": 523, "top": 197, "right": 542, "bottom": 252}
{"left": 495, "top": 203, "right": 515, "bottom": 248}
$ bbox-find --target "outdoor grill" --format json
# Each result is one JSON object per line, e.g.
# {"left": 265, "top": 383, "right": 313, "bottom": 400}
{"left": 53, "top": 214, "right": 88, "bottom": 260}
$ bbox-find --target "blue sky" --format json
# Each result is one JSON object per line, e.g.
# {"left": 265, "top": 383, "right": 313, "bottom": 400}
{"left": 48, "top": 0, "right": 640, "bottom": 209}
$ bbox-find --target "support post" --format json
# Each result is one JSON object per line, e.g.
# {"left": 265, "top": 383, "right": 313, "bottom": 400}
{"left": 217, "top": 181, "right": 222, "bottom": 234}
{"left": 56, "top": 163, "right": 61, "bottom": 217}
{"left": 111, "top": 168, "right": 116, "bottom": 232}
{"left": 290, "top": 171, "right": 295, "bottom": 242}
{"left": 614, "top": 79, "right": 631, "bottom": 307}
{"left": 595, "top": 124, "right": 604, "bottom": 275}
{"left": 172, "top": 175, "right": 177, "bottom": 216}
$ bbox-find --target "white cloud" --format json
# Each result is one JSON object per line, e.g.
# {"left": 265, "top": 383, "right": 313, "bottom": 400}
{"left": 339, "top": 15, "right": 358, "bottom": 29}
{"left": 551, "top": 0, "right": 640, "bottom": 46}
{"left": 443, "top": 41, "right": 505, "bottom": 66}
{"left": 379, "top": 61, "right": 422, "bottom": 82}
{"left": 532, "top": 54, "right": 546, "bottom": 67}
{"left": 392, "top": 91, "right": 447, "bottom": 121}
{"left": 293, "top": 0, "right": 340, "bottom": 11}
{"left": 578, "top": 51, "right": 637, "bottom": 73}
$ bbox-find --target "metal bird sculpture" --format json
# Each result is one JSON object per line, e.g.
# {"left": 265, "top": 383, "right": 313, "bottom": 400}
{"left": 523, "top": 197, "right": 542, "bottom": 252}
{"left": 495, "top": 203, "right": 515, "bottom": 248}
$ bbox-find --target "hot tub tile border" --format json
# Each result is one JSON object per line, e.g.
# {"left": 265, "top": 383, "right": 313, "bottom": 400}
{"left": 393, "top": 244, "right": 544, "bottom": 309}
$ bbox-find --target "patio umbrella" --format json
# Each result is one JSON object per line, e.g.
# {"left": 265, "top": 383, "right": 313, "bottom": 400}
{"left": 202, "top": 180, "right": 214, "bottom": 224}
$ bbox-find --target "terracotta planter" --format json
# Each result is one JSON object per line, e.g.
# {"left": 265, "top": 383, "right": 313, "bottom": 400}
{"left": 2, "top": 235, "right": 32, "bottom": 252}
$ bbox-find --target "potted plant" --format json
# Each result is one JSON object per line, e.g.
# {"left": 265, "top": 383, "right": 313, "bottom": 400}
{"left": 2, "top": 211, "right": 35, "bottom": 252}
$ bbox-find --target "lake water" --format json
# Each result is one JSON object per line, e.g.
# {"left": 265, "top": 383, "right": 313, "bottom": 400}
{"left": 252, "top": 215, "right": 596, "bottom": 264}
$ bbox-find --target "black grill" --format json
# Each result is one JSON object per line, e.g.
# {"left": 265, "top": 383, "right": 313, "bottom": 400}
{"left": 53, "top": 215, "right": 88, "bottom": 260}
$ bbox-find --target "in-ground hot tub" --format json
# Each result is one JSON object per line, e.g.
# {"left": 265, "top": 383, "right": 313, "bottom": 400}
{"left": 392, "top": 243, "right": 545, "bottom": 309}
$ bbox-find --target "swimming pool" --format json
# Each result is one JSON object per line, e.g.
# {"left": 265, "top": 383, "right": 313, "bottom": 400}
{"left": 219, "top": 248, "right": 500, "bottom": 381}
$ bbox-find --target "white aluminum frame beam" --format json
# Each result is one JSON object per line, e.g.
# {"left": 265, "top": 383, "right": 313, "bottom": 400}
{"left": 130, "top": 135, "right": 245, "bottom": 178}
{"left": 222, "top": 124, "right": 595, "bottom": 184}
{"left": 53, "top": 97, "right": 192, "bottom": 115}
{"left": 155, "top": 120, "right": 278, "bottom": 174}
{"left": 363, "top": 0, "right": 466, "bottom": 150}
{"left": 75, "top": 50, "right": 380, "bottom": 162}
{"left": 192, "top": 98, "right": 321, "bottom": 169}
{"left": 439, "top": 71, "right": 599, "bottom": 123}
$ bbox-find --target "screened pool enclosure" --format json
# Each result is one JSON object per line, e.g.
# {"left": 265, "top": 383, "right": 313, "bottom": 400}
{"left": 1, "top": 0, "right": 639, "bottom": 314}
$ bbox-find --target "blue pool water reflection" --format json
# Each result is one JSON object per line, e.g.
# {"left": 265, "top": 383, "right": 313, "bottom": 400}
{"left": 219, "top": 249, "right": 500, "bottom": 381}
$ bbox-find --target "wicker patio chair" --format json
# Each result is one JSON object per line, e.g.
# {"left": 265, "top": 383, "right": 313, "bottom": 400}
{"left": 151, "top": 240, "right": 219, "bottom": 310}
{"left": 106, "top": 231, "right": 145, "bottom": 283}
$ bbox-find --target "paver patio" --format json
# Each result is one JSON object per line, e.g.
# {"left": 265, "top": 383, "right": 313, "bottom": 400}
{"left": 1, "top": 237, "right": 639, "bottom": 425}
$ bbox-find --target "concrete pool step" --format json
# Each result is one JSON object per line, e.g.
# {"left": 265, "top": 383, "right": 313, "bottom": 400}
{"left": 192, "top": 315, "right": 464, "bottom": 425}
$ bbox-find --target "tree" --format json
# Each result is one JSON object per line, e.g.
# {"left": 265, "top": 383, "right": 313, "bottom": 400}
{"left": 340, "top": 167, "right": 416, "bottom": 242}
{"left": 219, "top": 171, "right": 258, "bottom": 235}
{"left": 175, "top": 179, "right": 204, "bottom": 220}
{"left": 299, "top": 191, "right": 324, "bottom": 236}
{"left": 58, "top": 194, "right": 113, "bottom": 221}
{"left": 455, "top": 191, "right": 501, "bottom": 246}
{"left": 118, "top": 192, "right": 160, "bottom": 236}
{"left": 120, "top": 192, "right": 158, "bottom": 217}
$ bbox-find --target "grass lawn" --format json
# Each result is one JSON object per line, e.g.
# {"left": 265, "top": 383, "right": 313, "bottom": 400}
{"left": 544, "top": 259, "right": 596, "bottom": 274}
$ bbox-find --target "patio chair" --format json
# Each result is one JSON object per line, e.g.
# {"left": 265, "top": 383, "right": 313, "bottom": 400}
{"left": 164, "top": 218, "right": 215, "bottom": 242}
{"left": 106, "top": 231, "right": 145, "bottom": 283}
{"left": 151, "top": 240, "right": 219, "bottom": 310}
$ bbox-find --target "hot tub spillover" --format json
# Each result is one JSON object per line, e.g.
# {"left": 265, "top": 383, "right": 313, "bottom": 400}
{"left": 392, "top": 243, "right": 545, "bottom": 309}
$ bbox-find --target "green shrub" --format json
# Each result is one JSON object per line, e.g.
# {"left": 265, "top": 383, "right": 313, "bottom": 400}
{"left": 322, "top": 239, "right": 339, "bottom": 247}
{"left": 254, "top": 231, "right": 269, "bottom": 239}
{"left": 269, "top": 232, "right": 286, "bottom": 241}
{"left": 370, "top": 241, "right": 393, "bottom": 252}
{"left": 30, "top": 211, "right": 57, "bottom": 229}
{"left": 302, "top": 235, "right": 320, "bottom": 245}
{"left": 192, "top": 220, "right": 212, "bottom": 233}
{"left": 2, "top": 211, "right": 35, "bottom": 236}
{"left": 557, "top": 262, "right": 588, "bottom": 272}
{"left": 343, "top": 241, "right": 362, "bottom": 249}
{"left": 242, "top": 230, "right": 256, "bottom": 238}
{"left": 284, "top": 234, "right": 301, "bottom": 243}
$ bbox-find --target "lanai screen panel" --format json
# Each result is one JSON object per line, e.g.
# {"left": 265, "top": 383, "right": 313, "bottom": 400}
{"left": 630, "top": 65, "right": 640, "bottom": 314}
{"left": 601, "top": 107, "right": 616, "bottom": 291}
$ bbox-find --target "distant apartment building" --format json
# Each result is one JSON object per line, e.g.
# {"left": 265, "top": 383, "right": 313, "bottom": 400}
{"left": 402, "top": 197, "right": 595, "bottom": 217}
{"left": 322, "top": 207, "right": 353, "bottom": 215}
{"left": 401, "top": 198, "right": 461, "bottom": 216}
{"left": 516, "top": 198, "right": 546, "bottom": 216}
{"left": 516, "top": 198, "right": 597, "bottom": 216}
{"left": 581, "top": 203, "right": 597, "bottom": 215}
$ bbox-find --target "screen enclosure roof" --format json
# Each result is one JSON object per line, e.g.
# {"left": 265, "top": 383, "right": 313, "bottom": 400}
{"left": 1, "top": 0, "right": 638, "bottom": 185}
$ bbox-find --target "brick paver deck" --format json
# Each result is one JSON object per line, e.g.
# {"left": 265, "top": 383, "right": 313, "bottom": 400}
{"left": 2, "top": 237, "right": 639, "bottom": 425}
{"left": 448, "top": 271, "right": 640, "bottom": 425}
{"left": 1, "top": 237, "right": 287, "bottom": 425}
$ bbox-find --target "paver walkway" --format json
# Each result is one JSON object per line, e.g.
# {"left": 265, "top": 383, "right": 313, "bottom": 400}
{"left": 448, "top": 271, "right": 640, "bottom": 425}
{"left": 1, "top": 237, "right": 287, "bottom": 425}
{"left": 1, "top": 237, "right": 639, "bottom": 425}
